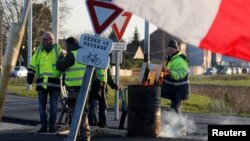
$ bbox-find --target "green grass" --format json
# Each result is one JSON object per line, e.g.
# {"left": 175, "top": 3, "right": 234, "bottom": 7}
{"left": 7, "top": 85, "right": 37, "bottom": 98}
{"left": 190, "top": 75, "right": 250, "bottom": 86}
{"left": 7, "top": 81, "right": 215, "bottom": 114}
{"left": 7, "top": 83, "right": 247, "bottom": 116}
{"left": 6, "top": 76, "right": 249, "bottom": 116}
{"left": 191, "top": 79, "right": 250, "bottom": 86}
{"left": 160, "top": 93, "right": 215, "bottom": 113}
{"left": 7, "top": 78, "right": 37, "bottom": 98}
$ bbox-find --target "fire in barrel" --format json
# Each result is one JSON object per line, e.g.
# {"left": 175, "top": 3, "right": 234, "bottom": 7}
{"left": 127, "top": 62, "right": 164, "bottom": 137}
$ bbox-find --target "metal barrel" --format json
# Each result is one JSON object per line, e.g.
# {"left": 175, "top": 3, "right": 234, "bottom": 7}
{"left": 127, "top": 85, "right": 161, "bottom": 137}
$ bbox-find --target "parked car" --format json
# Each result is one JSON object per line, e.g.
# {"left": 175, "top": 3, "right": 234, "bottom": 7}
{"left": 220, "top": 67, "right": 244, "bottom": 75}
{"left": 234, "top": 67, "right": 242, "bottom": 74}
{"left": 204, "top": 67, "right": 217, "bottom": 75}
{"left": 220, "top": 67, "right": 236, "bottom": 75}
{"left": 242, "top": 68, "right": 248, "bottom": 74}
{"left": 11, "top": 66, "right": 28, "bottom": 78}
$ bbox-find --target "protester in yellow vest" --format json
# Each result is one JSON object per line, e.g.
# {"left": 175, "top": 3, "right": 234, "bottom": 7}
{"left": 27, "top": 32, "right": 61, "bottom": 133}
{"left": 88, "top": 66, "right": 118, "bottom": 128}
{"left": 161, "top": 39, "right": 190, "bottom": 114}
{"left": 56, "top": 37, "right": 91, "bottom": 141}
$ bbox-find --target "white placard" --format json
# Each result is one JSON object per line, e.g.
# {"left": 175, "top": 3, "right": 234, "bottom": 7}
{"left": 112, "top": 42, "right": 127, "bottom": 50}
{"left": 79, "top": 33, "right": 113, "bottom": 54}
{"left": 77, "top": 33, "right": 113, "bottom": 68}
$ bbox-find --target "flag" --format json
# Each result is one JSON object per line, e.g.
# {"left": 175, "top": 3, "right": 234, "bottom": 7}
{"left": 112, "top": 0, "right": 250, "bottom": 61}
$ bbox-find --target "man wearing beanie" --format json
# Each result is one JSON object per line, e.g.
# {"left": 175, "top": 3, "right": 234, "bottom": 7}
{"left": 56, "top": 37, "right": 91, "bottom": 141}
{"left": 27, "top": 32, "right": 61, "bottom": 133}
{"left": 161, "top": 39, "right": 190, "bottom": 114}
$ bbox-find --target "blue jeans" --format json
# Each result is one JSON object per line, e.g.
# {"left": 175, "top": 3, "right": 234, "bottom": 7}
{"left": 88, "top": 98, "right": 107, "bottom": 126}
{"left": 38, "top": 89, "right": 60, "bottom": 128}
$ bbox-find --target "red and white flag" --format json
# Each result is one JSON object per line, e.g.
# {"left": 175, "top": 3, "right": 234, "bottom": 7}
{"left": 112, "top": 0, "right": 250, "bottom": 61}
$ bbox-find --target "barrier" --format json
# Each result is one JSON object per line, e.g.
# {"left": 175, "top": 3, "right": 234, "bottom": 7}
{"left": 127, "top": 85, "right": 161, "bottom": 137}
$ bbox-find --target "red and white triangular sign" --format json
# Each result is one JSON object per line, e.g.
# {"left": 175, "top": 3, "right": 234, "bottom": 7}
{"left": 112, "top": 12, "right": 132, "bottom": 41}
{"left": 86, "top": 0, "right": 123, "bottom": 35}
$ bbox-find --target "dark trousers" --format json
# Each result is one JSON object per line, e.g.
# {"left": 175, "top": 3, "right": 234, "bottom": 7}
{"left": 88, "top": 97, "right": 107, "bottom": 127}
{"left": 37, "top": 89, "right": 60, "bottom": 129}
{"left": 171, "top": 98, "right": 182, "bottom": 113}
{"left": 67, "top": 90, "right": 91, "bottom": 141}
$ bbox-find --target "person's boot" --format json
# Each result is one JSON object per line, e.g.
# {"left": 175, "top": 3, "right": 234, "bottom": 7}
{"left": 49, "top": 125, "right": 57, "bottom": 133}
{"left": 97, "top": 123, "right": 107, "bottom": 128}
{"left": 38, "top": 125, "right": 47, "bottom": 133}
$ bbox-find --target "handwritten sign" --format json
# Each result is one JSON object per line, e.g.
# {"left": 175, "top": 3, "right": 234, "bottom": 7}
{"left": 77, "top": 34, "right": 113, "bottom": 68}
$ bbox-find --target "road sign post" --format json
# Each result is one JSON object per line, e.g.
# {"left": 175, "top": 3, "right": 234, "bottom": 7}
{"left": 18, "top": 55, "right": 24, "bottom": 67}
{"left": 73, "top": 1, "right": 123, "bottom": 135}
{"left": 66, "top": 34, "right": 113, "bottom": 141}
{"left": 111, "top": 42, "right": 127, "bottom": 120}
{"left": 114, "top": 50, "right": 121, "bottom": 120}
{"left": 111, "top": 11, "right": 131, "bottom": 119}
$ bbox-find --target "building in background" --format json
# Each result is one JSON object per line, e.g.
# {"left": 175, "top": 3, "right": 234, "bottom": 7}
{"left": 186, "top": 45, "right": 207, "bottom": 75}
{"left": 130, "top": 28, "right": 250, "bottom": 75}
{"left": 136, "top": 29, "right": 211, "bottom": 75}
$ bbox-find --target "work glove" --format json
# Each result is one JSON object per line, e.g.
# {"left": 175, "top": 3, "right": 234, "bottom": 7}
{"left": 113, "top": 84, "right": 119, "bottom": 91}
{"left": 26, "top": 84, "right": 32, "bottom": 90}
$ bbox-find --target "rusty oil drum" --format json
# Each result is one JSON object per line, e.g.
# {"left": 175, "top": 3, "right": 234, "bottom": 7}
{"left": 127, "top": 85, "right": 161, "bottom": 137}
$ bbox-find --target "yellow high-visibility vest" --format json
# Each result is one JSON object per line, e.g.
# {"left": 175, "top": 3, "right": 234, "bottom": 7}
{"left": 29, "top": 44, "right": 61, "bottom": 89}
{"left": 65, "top": 51, "right": 86, "bottom": 86}
{"left": 96, "top": 67, "right": 107, "bottom": 83}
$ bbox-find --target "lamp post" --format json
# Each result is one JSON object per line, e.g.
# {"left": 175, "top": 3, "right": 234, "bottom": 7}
{"left": 0, "top": 9, "right": 3, "bottom": 73}
{"left": 18, "top": 46, "right": 25, "bottom": 67}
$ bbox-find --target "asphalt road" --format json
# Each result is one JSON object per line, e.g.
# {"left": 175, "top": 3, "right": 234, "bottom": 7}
{"left": 1, "top": 95, "right": 250, "bottom": 141}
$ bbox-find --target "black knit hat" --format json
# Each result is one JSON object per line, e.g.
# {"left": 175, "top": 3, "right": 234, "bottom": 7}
{"left": 65, "top": 36, "right": 78, "bottom": 45}
{"left": 167, "top": 39, "right": 179, "bottom": 49}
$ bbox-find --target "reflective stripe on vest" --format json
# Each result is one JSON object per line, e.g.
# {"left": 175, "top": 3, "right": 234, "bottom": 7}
{"left": 65, "top": 51, "right": 86, "bottom": 86}
{"left": 163, "top": 80, "right": 189, "bottom": 86}
{"left": 37, "top": 82, "right": 61, "bottom": 88}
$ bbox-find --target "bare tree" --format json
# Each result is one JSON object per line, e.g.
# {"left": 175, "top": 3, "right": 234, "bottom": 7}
{"left": 32, "top": 2, "right": 52, "bottom": 47}
{"left": 0, "top": 0, "right": 71, "bottom": 66}
{"left": 0, "top": 0, "right": 24, "bottom": 37}
{"left": 58, "top": 0, "right": 72, "bottom": 36}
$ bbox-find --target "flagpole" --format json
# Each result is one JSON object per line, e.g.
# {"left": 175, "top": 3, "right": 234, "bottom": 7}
{"left": 0, "top": 0, "right": 31, "bottom": 120}
{"left": 52, "top": 0, "right": 59, "bottom": 42}
{"left": 27, "top": 1, "right": 32, "bottom": 66}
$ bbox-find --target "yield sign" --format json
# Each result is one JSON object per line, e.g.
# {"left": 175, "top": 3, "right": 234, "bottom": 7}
{"left": 112, "top": 12, "right": 132, "bottom": 41}
{"left": 86, "top": 0, "right": 123, "bottom": 35}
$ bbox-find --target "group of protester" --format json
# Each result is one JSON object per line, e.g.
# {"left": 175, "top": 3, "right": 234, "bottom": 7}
{"left": 27, "top": 31, "right": 118, "bottom": 141}
{"left": 26, "top": 31, "right": 190, "bottom": 141}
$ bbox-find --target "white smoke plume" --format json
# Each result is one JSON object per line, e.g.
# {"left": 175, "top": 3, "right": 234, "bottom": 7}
{"left": 159, "top": 110, "right": 197, "bottom": 138}
{"left": 221, "top": 116, "right": 249, "bottom": 125}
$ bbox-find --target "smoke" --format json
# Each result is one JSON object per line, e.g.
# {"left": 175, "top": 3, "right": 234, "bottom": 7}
{"left": 159, "top": 110, "right": 249, "bottom": 140}
{"left": 159, "top": 110, "right": 197, "bottom": 138}
{"left": 220, "top": 116, "right": 248, "bottom": 125}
